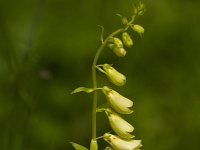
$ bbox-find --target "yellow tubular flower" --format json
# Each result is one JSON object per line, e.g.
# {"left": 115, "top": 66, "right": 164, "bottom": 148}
{"left": 103, "top": 64, "right": 126, "bottom": 86}
{"left": 106, "top": 109, "right": 134, "bottom": 139}
{"left": 102, "top": 86, "right": 133, "bottom": 114}
{"left": 103, "top": 133, "right": 142, "bottom": 150}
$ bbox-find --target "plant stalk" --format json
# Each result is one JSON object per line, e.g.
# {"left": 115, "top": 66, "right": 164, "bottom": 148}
{"left": 91, "top": 28, "right": 125, "bottom": 139}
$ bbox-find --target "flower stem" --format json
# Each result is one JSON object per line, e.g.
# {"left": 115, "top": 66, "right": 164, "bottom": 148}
{"left": 91, "top": 28, "right": 125, "bottom": 139}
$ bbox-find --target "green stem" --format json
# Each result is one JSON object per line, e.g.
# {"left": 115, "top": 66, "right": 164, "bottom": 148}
{"left": 91, "top": 28, "right": 125, "bottom": 139}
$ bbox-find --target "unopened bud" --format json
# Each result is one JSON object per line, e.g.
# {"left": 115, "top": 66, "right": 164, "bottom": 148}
{"left": 108, "top": 37, "right": 126, "bottom": 57}
{"left": 113, "top": 46, "right": 127, "bottom": 57}
{"left": 137, "top": 2, "right": 146, "bottom": 16}
{"left": 122, "top": 17, "right": 129, "bottom": 26}
{"left": 131, "top": 24, "right": 144, "bottom": 36}
{"left": 122, "top": 32, "right": 133, "bottom": 47}
{"left": 90, "top": 139, "right": 98, "bottom": 150}
{"left": 109, "top": 37, "right": 123, "bottom": 48}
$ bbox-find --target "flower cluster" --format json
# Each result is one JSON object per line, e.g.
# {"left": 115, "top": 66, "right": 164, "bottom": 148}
{"left": 71, "top": 2, "right": 145, "bottom": 150}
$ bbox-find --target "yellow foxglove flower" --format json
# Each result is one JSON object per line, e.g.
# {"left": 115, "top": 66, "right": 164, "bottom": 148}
{"left": 102, "top": 86, "right": 133, "bottom": 114}
{"left": 106, "top": 109, "right": 134, "bottom": 139}
{"left": 102, "top": 64, "right": 126, "bottom": 86}
{"left": 131, "top": 24, "right": 144, "bottom": 36}
{"left": 103, "top": 133, "right": 142, "bottom": 150}
{"left": 122, "top": 32, "right": 133, "bottom": 47}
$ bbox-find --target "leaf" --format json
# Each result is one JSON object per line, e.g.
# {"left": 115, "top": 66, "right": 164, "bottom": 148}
{"left": 96, "top": 66, "right": 107, "bottom": 74}
{"left": 71, "top": 87, "right": 95, "bottom": 94}
{"left": 70, "top": 142, "right": 88, "bottom": 150}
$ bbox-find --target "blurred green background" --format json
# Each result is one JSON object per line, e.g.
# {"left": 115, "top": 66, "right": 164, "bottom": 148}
{"left": 0, "top": 0, "right": 200, "bottom": 150}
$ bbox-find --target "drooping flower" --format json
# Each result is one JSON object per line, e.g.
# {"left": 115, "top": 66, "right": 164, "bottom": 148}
{"left": 103, "top": 133, "right": 142, "bottom": 150}
{"left": 102, "top": 86, "right": 133, "bottom": 114}
{"left": 122, "top": 32, "right": 133, "bottom": 47}
{"left": 102, "top": 64, "right": 126, "bottom": 86}
{"left": 105, "top": 109, "right": 134, "bottom": 139}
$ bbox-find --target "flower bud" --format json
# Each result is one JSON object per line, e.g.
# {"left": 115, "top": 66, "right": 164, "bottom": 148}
{"left": 106, "top": 109, "right": 134, "bottom": 139}
{"left": 112, "top": 37, "right": 123, "bottom": 48}
{"left": 122, "top": 32, "right": 133, "bottom": 47}
{"left": 102, "top": 64, "right": 126, "bottom": 86}
{"left": 137, "top": 2, "right": 146, "bottom": 16}
{"left": 108, "top": 37, "right": 127, "bottom": 57}
{"left": 108, "top": 43, "right": 115, "bottom": 49}
{"left": 122, "top": 17, "right": 129, "bottom": 26}
{"left": 112, "top": 46, "right": 127, "bottom": 57}
{"left": 103, "top": 133, "right": 142, "bottom": 150}
{"left": 102, "top": 86, "right": 133, "bottom": 114}
{"left": 90, "top": 139, "right": 98, "bottom": 150}
{"left": 131, "top": 24, "right": 144, "bottom": 36}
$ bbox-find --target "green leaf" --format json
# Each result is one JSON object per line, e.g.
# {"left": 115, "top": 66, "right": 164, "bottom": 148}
{"left": 70, "top": 142, "right": 88, "bottom": 150}
{"left": 96, "top": 66, "right": 107, "bottom": 74}
{"left": 71, "top": 87, "right": 95, "bottom": 94}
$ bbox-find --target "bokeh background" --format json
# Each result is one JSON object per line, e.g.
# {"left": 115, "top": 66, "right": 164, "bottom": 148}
{"left": 0, "top": 0, "right": 200, "bottom": 150}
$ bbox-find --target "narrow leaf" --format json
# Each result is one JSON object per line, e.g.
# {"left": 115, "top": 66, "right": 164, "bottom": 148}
{"left": 70, "top": 142, "right": 88, "bottom": 150}
{"left": 96, "top": 66, "right": 107, "bottom": 74}
{"left": 71, "top": 87, "right": 94, "bottom": 94}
